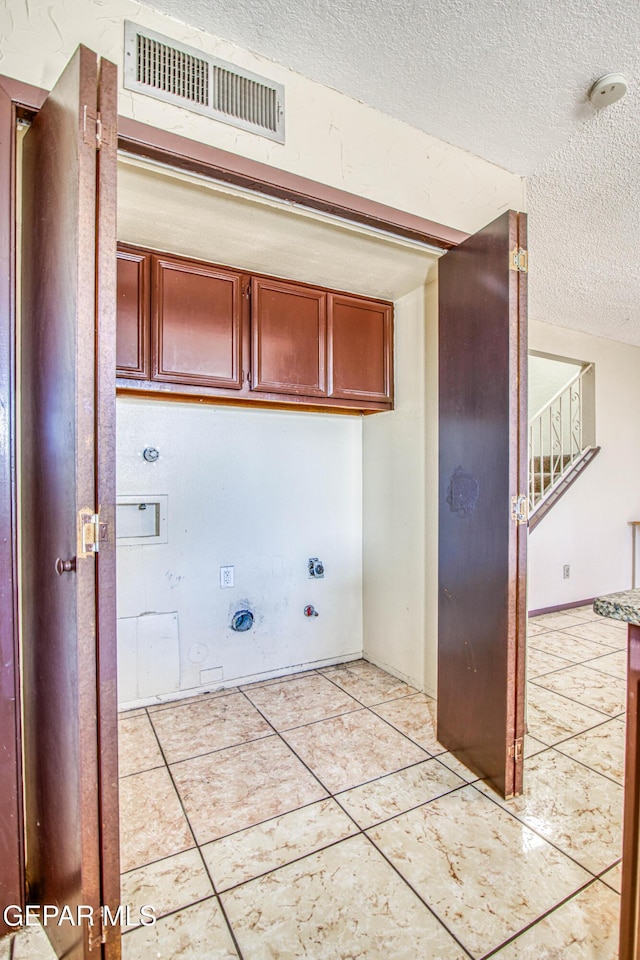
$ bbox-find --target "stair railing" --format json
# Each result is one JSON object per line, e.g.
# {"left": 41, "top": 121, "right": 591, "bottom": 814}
{"left": 528, "top": 363, "right": 595, "bottom": 513}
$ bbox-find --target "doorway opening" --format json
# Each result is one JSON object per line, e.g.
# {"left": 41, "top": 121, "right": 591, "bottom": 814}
{"left": 113, "top": 152, "right": 442, "bottom": 713}
{"left": 112, "top": 154, "right": 446, "bottom": 935}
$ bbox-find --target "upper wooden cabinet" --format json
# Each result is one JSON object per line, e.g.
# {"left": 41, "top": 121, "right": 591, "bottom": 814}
{"left": 152, "top": 255, "right": 246, "bottom": 390}
{"left": 116, "top": 247, "right": 150, "bottom": 379}
{"left": 116, "top": 245, "right": 393, "bottom": 412}
{"left": 328, "top": 294, "right": 393, "bottom": 403}
{"left": 251, "top": 278, "right": 327, "bottom": 396}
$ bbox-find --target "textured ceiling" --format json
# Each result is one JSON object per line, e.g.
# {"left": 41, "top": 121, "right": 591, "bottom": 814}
{"left": 141, "top": 0, "right": 639, "bottom": 175}
{"left": 139, "top": 0, "right": 640, "bottom": 345}
{"left": 527, "top": 90, "right": 640, "bottom": 346}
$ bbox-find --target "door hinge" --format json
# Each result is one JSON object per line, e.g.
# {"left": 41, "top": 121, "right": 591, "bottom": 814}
{"left": 509, "top": 737, "right": 524, "bottom": 762}
{"left": 78, "top": 510, "right": 108, "bottom": 557}
{"left": 510, "top": 494, "right": 528, "bottom": 524}
{"left": 509, "top": 247, "right": 528, "bottom": 273}
{"left": 83, "top": 106, "right": 103, "bottom": 149}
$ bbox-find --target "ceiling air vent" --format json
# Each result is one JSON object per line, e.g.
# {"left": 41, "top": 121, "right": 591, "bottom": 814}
{"left": 124, "top": 22, "right": 285, "bottom": 143}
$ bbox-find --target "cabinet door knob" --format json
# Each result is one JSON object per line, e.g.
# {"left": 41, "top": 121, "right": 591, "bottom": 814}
{"left": 55, "top": 557, "right": 76, "bottom": 575}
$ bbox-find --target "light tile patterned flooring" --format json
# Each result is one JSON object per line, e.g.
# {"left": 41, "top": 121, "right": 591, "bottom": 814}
{"left": 3, "top": 605, "right": 625, "bottom": 959}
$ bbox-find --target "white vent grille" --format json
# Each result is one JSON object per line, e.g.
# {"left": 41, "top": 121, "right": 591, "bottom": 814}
{"left": 124, "top": 22, "right": 285, "bottom": 143}
{"left": 136, "top": 33, "right": 209, "bottom": 105}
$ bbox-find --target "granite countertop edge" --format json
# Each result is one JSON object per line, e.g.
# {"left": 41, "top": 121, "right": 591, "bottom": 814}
{"left": 593, "top": 589, "right": 640, "bottom": 626}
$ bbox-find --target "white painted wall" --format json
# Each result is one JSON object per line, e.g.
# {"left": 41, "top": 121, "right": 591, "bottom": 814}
{"left": 528, "top": 319, "right": 640, "bottom": 610}
{"left": 529, "top": 354, "right": 582, "bottom": 418}
{"left": 2, "top": 0, "right": 524, "bottom": 234}
{"left": 363, "top": 287, "right": 426, "bottom": 690}
{"left": 362, "top": 280, "right": 439, "bottom": 697}
{"left": 116, "top": 398, "right": 363, "bottom": 705}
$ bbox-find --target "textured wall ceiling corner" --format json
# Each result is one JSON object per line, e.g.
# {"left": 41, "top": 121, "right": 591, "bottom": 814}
{"left": 137, "top": 0, "right": 640, "bottom": 345}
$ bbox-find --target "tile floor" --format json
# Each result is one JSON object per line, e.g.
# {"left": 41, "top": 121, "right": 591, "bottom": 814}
{"left": 3, "top": 604, "right": 625, "bottom": 959}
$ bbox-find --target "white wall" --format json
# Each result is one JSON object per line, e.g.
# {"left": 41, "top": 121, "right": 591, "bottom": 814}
{"left": 363, "top": 289, "right": 426, "bottom": 689}
{"left": 363, "top": 283, "right": 439, "bottom": 697}
{"left": 116, "top": 398, "right": 362, "bottom": 705}
{"left": 528, "top": 319, "right": 640, "bottom": 610}
{"left": 529, "top": 354, "right": 582, "bottom": 417}
{"left": 2, "top": 0, "right": 523, "bottom": 234}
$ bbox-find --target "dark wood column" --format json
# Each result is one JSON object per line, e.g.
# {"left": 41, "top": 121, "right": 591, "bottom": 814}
{"left": 620, "top": 623, "right": 640, "bottom": 959}
{"left": 0, "top": 77, "right": 24, "bottom": 942}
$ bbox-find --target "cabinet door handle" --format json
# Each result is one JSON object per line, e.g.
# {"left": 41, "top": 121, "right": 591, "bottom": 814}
{"left": 55, "top": 558, "right": 76, "bottom": 575}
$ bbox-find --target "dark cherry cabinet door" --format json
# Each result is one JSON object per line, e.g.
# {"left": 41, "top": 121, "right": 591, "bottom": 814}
{"left": 21, "top": 47, "right": 120, "bottom": 959}
{"left": 152, "top": 255, "right": 245, "bottom": 389}
{"left": 328, "top": 293, "right": 392, "bottom": 402}
{"left": 115, "top": 245, "right": 394, "bottom": 412}
{"left": 437, "top": 210, "right": 527, "bottom": 800}
{"left": 116, "top": 247, "right": 150, "bottom": 378}
{"left": 251, "top": 277, "right": 327, "bottom": 396}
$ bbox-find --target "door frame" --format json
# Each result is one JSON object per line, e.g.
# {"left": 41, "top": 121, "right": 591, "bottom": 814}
{"left": 0, "top": 70, "right": 474, "bottom": 939}
{"left": 0, "top": 74, "right": 46, "bottom": 939}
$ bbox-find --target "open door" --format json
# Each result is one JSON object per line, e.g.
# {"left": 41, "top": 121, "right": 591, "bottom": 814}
{"left": 20, "top": 46, "right": 119, "bottom": 958}
{"left": 437, "top": 210, "right": 527, "bottom": 799}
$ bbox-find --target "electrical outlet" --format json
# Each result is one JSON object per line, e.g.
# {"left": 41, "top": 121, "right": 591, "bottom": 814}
{"left": 563, "top": 564, "right": 570, "bottom": 579}
{"left": 220, "top": 565, "right": 234, "bottom": 588}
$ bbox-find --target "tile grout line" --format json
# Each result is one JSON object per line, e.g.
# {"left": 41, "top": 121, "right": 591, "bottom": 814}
{"left": 468, "top": 778, "right": 618, "bottom": 883}
{"left": 319, "top": 666, "right": 420, "bottom": 708}
{"left": 235, "top": 686, "right": 336, "bottom": 798}
{"left": 361, "top": 828, "right": 476, "bottom": 959}
{"left": 334, "top": 777, "right": 470, "bottom": 835}
{"left": 528, "top": 678, "right": 624, "bottom": 720}
{"left": 550, "top": 741, "right": 625, "bottom": 788}
{"left": 125, "top": 710, "right": 247, "bottom": 959}
{"left": 527, "top": 653, "right": 626, "bottom": 681}
{"left": 122, "top": 709, "right": 201, "bottom": 890}
{"left": 530, "top": 647, "right": 627, "bottom": 670}
{"left": 527, "top": 641, "right": 625, "bottom": 665}
{"left": 477, "top": 874, "right": 614, "bottom": 959}
{"left": 215, "top": 832, "right": 362, "bottom": 896}
{"left": 530, "top": 707, "right": 626, "bottom": 752}
{"left": 213, "top": 894, "right": 247, "bottom": 960}
{"left": 158, "top": 730, "right": 278, "bottom": 769}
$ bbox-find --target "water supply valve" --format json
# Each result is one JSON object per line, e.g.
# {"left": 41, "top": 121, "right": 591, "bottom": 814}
{"left": 304, "top": 605, "right": 319, "bottom": 618}
{"left": 308, "top": 558, "right": 324, "bottom": 578}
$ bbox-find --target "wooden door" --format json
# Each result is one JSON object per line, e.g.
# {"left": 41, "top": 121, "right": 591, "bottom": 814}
{"left": 152, "top": 254, "right": 246, "bottom": 389}
{"left": 251, "top": 277, "right": 327, "bottom": 395}
{"left": 327, "top": 293, "right": 393, "bottom": 403}
{"left": 437, "top": 210, "right": 527, "bottom": 799}
{"left": 20, "top": 46, "right": 120, "bottom": 959}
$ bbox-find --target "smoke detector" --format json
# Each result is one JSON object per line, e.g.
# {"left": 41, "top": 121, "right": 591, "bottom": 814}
{"left": 589, "top": 74, "right": 628, "bottom": 109}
